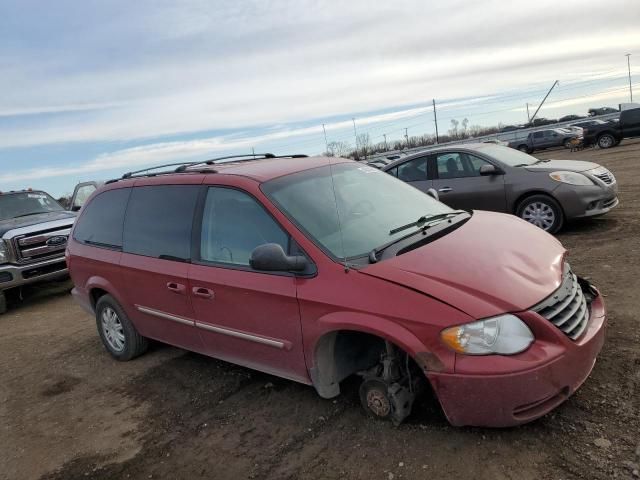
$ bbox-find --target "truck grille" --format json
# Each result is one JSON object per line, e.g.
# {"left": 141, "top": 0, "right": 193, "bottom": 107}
{"left": 591, "top": 167, "right": 615, "bottom": 185}
{"left": 533, "top": 265, "right": 590, "bottom": 341}
{"left": 12, "top": 226, "right": 71, "bottom": 264}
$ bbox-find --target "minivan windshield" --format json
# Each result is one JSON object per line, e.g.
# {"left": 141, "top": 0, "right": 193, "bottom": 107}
{"left": 476, "top": 145, "right": 537, "bottom": 167}
{"left": 262, "top": 162, "right": 453, "bottom": 260}
{"left": 0, "top": 191, "right": 64, "bottom": 221}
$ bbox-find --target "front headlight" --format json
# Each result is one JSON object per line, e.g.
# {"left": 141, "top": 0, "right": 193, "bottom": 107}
{"left": 549, "top": 171, "right": 594, "bottom": 186}
{"left": 0, "top": 240, "right": 8, "bottom": 264}
{"left": 440, "top": 314, "right": 534, "bottom": 355}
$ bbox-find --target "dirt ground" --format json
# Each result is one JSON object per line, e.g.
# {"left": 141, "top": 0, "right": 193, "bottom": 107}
{"left": 1, "top": 140, "right": 639, "bottom": 480}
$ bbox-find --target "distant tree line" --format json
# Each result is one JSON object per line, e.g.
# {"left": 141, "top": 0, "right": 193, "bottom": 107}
{"left": 324, "top": 118, "right": 501, "bottom": 159}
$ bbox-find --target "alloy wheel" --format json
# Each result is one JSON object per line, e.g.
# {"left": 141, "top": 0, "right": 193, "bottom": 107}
{"left": 101, "top": 307, "right": 125, "bottom": 352}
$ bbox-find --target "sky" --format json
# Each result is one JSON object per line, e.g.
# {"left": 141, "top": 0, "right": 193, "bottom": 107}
{"left": 1, "top": 0, "right": 639, "bottom": 197}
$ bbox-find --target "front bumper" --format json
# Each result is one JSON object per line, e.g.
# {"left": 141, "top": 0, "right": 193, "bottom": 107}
{"left": 427, "top": 292, "right": 606, "bottom": 427}
{"left": 0, "top": 256, "right": 68, "bottom": 291}
{"left": 554, "top": 182, "right": 619, "bottom": 220}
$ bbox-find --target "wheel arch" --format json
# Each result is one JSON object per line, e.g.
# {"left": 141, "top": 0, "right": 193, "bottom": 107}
{"left": 308, "top": 312, "right": 439, "bottom": 399}
{"left": 86, "top": 276, "right": 126, "bottom": 312}
{"left": 513, "top": 190, "right": 565, "bottom": 216}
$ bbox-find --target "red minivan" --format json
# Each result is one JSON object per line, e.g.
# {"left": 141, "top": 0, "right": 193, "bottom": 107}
{"left": 67, "top": 154, "right": 606, "bottom": 427}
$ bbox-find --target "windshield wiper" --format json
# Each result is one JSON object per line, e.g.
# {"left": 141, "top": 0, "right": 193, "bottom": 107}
{"left": 389, "top": 210, "right": 467, "bottom": 235}
{"left": 533, "top": 159, "right": 550, "bottom": 165}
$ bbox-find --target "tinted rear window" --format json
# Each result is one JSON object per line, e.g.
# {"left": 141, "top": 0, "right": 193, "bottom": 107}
{"left": 123, "top": 185, "right": 199, "bottom": 261}
{"left": 73, "top": 188, "right": 131, "bottom": 249}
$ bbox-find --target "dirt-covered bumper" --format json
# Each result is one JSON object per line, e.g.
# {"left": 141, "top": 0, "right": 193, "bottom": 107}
{"left": 427, "top": 292, "right": 606, "bottom": 427}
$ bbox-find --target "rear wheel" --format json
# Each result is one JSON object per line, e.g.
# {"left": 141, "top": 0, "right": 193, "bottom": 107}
{"left": 516, "top": 194, "right": 564, "bottom": 233}
{"left": 517, "top": 144, "right": 531, "bottom": 153}
{"left": 0, "top": 291, "right": 6, "bottom": 315}
{"left": 96, "top": 295, "right": 148, "bottom": 361}
{"left": 597, "top": 133, "right": 616, "bottom": 149}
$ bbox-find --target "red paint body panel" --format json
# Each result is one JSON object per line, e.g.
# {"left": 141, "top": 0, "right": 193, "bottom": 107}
{"left": 429, "top": 295, "right": 606, "bottom": 427}
{"left": 361, "top": 210, "right": 567, "bottom": 319}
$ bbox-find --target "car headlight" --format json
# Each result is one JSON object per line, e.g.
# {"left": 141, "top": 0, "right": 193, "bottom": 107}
{"left": 440, "top": 314, "right": 534, "bottom": 355}
{"left": 549, "top": 171, "right": 594, "bottom": 186}
{"left": 0, "top": 240, "right": 8, "bottom": 264}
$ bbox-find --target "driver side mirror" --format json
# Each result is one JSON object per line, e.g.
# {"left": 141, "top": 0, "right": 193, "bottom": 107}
{"left": 71, "top": 205, "right": 81, "bottom": 212}
{"left": 426, "top": 188, "right": 439, "bottom": 201}
{"left": 479, "top": 164, "right": 502, "bottom": 176}
{"left": 250, "top": 243, "right": 308, "bottom": 272}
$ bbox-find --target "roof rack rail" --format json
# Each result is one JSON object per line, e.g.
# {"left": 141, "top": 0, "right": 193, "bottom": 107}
{"left": 121, "top": 162, "right": 201, "bottom": 179}
{"left": 174, "top": 153, "right": 308, "bottom": 172}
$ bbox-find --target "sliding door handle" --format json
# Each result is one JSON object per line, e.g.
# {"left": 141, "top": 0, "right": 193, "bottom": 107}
{"left": 192, "top": 287, "right": 214, "bottom": 299}
{"left": 166, "top": 282, "right": 186, "bottom": 294}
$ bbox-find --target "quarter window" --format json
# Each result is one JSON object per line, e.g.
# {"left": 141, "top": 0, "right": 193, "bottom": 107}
{"left": 200, "top": 187, "right": 289, "bottom": 266}
{"left": 73, "top": 188, "right": 130, "bottom": 249}
{"left": 123, "top": 185, "right": 199, "bottom": 261}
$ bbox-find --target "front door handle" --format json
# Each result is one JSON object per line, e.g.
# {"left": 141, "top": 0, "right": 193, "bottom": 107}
{"left": 438, "top": 187, "right": 453, "bottom": 193}
{"left": 192, "top": 287, "right": 214, "bottom": 299}
{"left": 166, "top": 282, "right": 186, "bottom": 294}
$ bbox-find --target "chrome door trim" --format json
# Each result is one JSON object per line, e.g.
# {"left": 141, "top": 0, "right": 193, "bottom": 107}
{"left": 195, "top": 321, "right": 288, "bottom": 350}
{"left": 135, "top": 305, "right": 195, "bottom": 326}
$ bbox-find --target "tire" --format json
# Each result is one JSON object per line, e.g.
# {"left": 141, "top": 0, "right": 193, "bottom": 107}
{"left": 517, "top": 144, "right": 530, "bottom": 153}
{"left": 516, "top": 194, "right": 564, "bottom": 234}
{"left": 359, "top": 378, "right": 393, "bottom": 421}
{"left": 597, "top": 133, "right": 616, "bottom": 149}
{"left": 95, "top": 294, "right": 148, "bottom": 361}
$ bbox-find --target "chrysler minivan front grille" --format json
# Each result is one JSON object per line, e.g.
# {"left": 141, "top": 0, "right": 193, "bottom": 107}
{"left": 533, "top": 265, "right": 590, "bottom": 341}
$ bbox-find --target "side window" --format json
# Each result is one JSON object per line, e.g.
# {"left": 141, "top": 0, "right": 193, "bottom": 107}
{"left": 397, "top": 157, "right": 427, "bottom": 182}
{"left": 200, "top": 187, "right": 289, "bottom": 267}
{"left": 123, "top": 185, "right": 199, "bottom": 261}
{"left": 464, "top": 154, "right": 491, "bottom": 176}
{"left": 623, "top": 108, "right": 640, "bottom": 123}
{"left": 436, "top": 153, "right": 469, "bottom": 179}
{"left": 533, "top": 131, "right": 544, "bottom": 138}
{"left": 72, "top": 184, "right": 97, "bottom": 210}
{"left": 73, "top": 188, "right": 130, "bottom": 249}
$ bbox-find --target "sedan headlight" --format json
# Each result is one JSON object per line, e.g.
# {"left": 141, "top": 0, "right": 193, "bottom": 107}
{"left": 440, "top": 314, "right": 534, "bottom": 355}
{"left": 0, "top": 240, "right": 8, "bottom": 264}
{"left": 549, "top": 171, "right": 594, "bottom": 186}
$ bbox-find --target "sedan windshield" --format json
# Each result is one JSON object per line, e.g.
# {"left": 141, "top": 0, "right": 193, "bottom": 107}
{"left": 0, "top": 191, "right": 64, "bottom": 221}
{"left": 475, "top": 144, "right": 537, "bottom": 167}
{"left": 262, "top": 162, "right": 453, "bottom": 260}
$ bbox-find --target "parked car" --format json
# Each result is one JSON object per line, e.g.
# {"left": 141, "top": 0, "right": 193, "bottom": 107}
{"left": 381, "top": 143, "right": 618, "bottom": 233}
{"left": 0, "top": 189, "right": 76, "bottom": 313}
{"left": 582, "top": 107, "right": 640, "bottom": 149}
{"left": 68, "top": 153, "right": 607, "bottom": 427}
{"left": 499, "top": 125, "right": 523, "bottom": 133}
{"left": 558, "top": 115, "right": 584, "bottom": 122}
{"left": 531, "top": 118, "right": 557, "bottom": 127}
{"left": 508, "top": 128, "right": 581, "bottom": 153}
{"left": 588, "top": 107, "right": 619, "bottom": 117}
{"left": 570, "top": 119, "right": 608, "bottom": 129}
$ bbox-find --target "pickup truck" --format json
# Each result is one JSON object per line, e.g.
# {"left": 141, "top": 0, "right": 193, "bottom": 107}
{"left": 508, "top": 128, "right": 581, "bottom": 154}
{"left": 0, "top": 189, "right": 76, "bottom": 313}
{"left": 582, "top": 107, "right": 640, "bottom": 149}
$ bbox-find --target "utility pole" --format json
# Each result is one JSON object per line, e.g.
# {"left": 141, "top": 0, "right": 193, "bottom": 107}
{"left": 404, "top": 128, "right": 409, "bottom": 146}
{"left": 626, "top": 53, "right": 633, "bottom": 102}
{"left": 383, "top": 134, "right": 388, "bottom": 150}
{"left": 252, "top": 147, "right": 255, "bottom": 158}
{"left": 529, "top": 80, "right": 559, "bottom": 125}
{"left": 322, "top": 124, "right": 329, "bottom": 152}
{"left": 432, "top": 99, "right": 439, "bottom": 144}
{"left": 352, "top": 118, "right": 358, "bottom": 159}
{"left": 526, "top": 103, "right": 531, "bottom": 123}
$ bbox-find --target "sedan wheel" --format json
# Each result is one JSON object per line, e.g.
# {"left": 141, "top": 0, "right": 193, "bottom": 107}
{"left": 517, "top": 195, "right": 564, "bottom": 233}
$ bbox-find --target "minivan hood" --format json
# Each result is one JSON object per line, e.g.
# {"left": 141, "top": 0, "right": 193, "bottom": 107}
{"left": 525, "top": 159, "right": 600, "bottom": 173}
{"left": 360, "top": 211, "right": 566, "bottom": 320}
